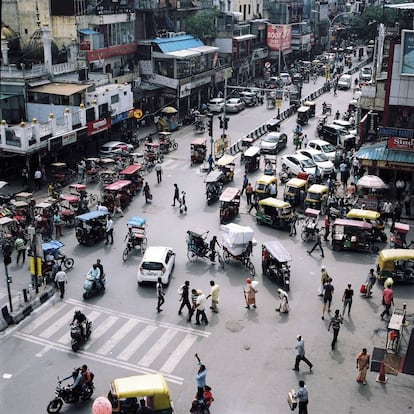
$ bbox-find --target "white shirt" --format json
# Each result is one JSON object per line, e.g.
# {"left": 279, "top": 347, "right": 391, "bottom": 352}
{"left": 196, "top": 294, "right": 206, "bottom": 311}
{"left": 34, "top": 170, "right": 42, "bottom": 179}
{"left": 106, "top": 219, "right": 113, "bottom": 232}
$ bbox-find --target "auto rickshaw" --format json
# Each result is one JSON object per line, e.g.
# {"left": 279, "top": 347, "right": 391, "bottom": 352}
{"left": 283, "top": 177, "right": 307, "bottom": 207}
{"left": 0, "top": 217, "right": 18, "bottom": 242}
{"left": 59, "top": 194, "right": 88, "bottom": 226}
{"left": 304, "top": 101, "right": 316, "bottom": 117}
{"left": 256, "top": 198, "right": 292, "bottom": 230}
{"left": 346, "top": 208, "right": 387, "bottom": 242}
{"left": 266, "top": 95, "right": 276, "bottom": 109}
{"left": 102, "top": 180, "right": 133, "bottom": 212}
{"left": 14, "top": 191, "right": 33, "bottom": 203}
{"left": 216, "top": 154, "right": 235, "bottom": 183}
{"left": 262, "top": 240, "right": 292, "bottom": 290}
{"left": 40, "top": 239, "right": 74, "bottom": 282}
{"left": 219, "top": 187, "right": 240, "bottom": 223}
{"left": 331, "top": 218, "right": 380, "bottom": 253}
{"left": 190, "top": 137, "right": 207, "bottom": 164}
{"left": 255, "top": 175, "right": 278, "bottom": 200}
{"left": 240, "top": 137, "right": 254, "bottom": 164}
{"left": 390, "top": 223, "right": 413, "bottom": 248}
{"left": 193, "top": 115, "right": 206, "bottom": 134}
{"left": 119, "top": 164, "right": 144, "bottom": 194}
{"left": 99, "top": 169, "right": 118, "bottom": 187}
{"left": 107, "top": 374, "right": 174, "bottom": 414}
{"left": 10, "top": 200, "right": 30, "bottom": 227}
{"left": 297, "top": 106, "right": 310, "bottom": 126}
{"left": 304, "top": 184, "right": 328, "bottom": 211}
{"left": 264, "top": 155, "right": 277, "bottom": 175}
{"left": 50, "top": 162, "right": 75, "bottom": 185}
{"left": 205, "top": 170, "right": 224, "bottom": 205}
{"left": 75, "top": 210, "right": 110, "bottom": 246}
{"left": 243, "top": 146, "right": 261, "bottom": 173}
{"left": 376, "top": 249, "right": 414, "bottom": 284}
{"left": 158, "top": 132, "right": 178, "bottom": 154}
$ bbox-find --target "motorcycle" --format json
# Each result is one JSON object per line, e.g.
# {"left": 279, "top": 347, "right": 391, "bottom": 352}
{"left": 46, "top": 374, "right": 94, "bottom": 413}
{"left": 83, "top": 273, "right": 106, "bottom": 299}
{"left": 70, "top": 319, "right": 92, "bottom": 352}
{"left": 278, "top": 165, "right": 292, "bottom": 184}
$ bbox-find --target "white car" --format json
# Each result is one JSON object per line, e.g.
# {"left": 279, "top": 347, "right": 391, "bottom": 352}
{"left": 279, "top": 72, "right": 292, "bottom": 86}
{"left": 99, "top": 141, "right": 134, "bottom": 156}
{"left": 137, "top": 246, "right": 175, "bottom": 285}
{"left": 296, "top": 149, "right": 335, "bottom": 177}
{"left": 307, "top": 139, "right": 337, "bottom": 162}
{"left": 225, "top": 98, "right": 245, "bottom": 113}
{"left": 260, "top": 132, "right": 288, "bottom": 154}
{"left": 239, "top": 91, "right": 258, "bottom": 106}
{"left": 360, "top": 67, "right": 372, "bottom": 82}
{"left": 281, "top": 153, "right": 317, "bottom": 176}
{"left": 207, "top": 98, "right": 225, "bottom": 113}
{"left": 337, "top": 74, "right": 352, "bottom": 90}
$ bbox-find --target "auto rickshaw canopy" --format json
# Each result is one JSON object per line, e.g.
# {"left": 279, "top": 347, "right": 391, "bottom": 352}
{"left": 216, "top": 154, "right": 235, "bottom": 166}
{"left": 285, "top": 178, "right": 307, "bottom": 189}
{"left": 259, "top": 197, "right": 291, "bottom": 209}
{"left": 75, "top": 210, "right": 110, "bottom": 221}
{"left": 219, "top": 187, "right": 240, "bottom": 202}
{"left": 104, "top": 179, "right": 132, "bottom": 191}
{"left": 191, "top": 137, "right": 207, "bottom": 146}
{"left": 127, "top": 216, "right": 146, "bottom": 228}
{"left": 307, "top": 184, "right": 328, "bottom": 195}
{"left": 263, "top": 240, "right": 292, "bottom": 263}
{"left": 378, "top": 249, "right": 414, "bottom": 272}
{"left": 120, "top": 164, "right": 143, "bottom": 175}
{"left": 394, "top": 222, "right": 410, "bottom": 234}
{"left": 110, "top": 374, "right": 172, "bottom": 411}
{"left": 333, "top": 218, "right": 373, "bottom": 230}
{"left": 256, "top": 175, "right": 278, "bottom": 187}
{"left": 347, "top": 209, "right": 381, "bottom": 221}
{"left": 205, "top": 170, "right": 224, "bottom": 183}
{"left": 243, "top": 146, "right": 261, "bottom": 158}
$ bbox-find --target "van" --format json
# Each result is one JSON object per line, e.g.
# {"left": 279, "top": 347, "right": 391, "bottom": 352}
{"left": 318, "top": 124, "right": 343, "bottom": 146}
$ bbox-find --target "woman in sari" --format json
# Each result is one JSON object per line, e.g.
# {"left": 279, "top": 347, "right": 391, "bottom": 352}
{"left": 356, "top": 348, "right": 370, "bottom": 384}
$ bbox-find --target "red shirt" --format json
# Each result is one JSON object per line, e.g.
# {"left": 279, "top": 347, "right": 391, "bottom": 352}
{"left": 383, "top": 288, "right": 394, "bottom": 305}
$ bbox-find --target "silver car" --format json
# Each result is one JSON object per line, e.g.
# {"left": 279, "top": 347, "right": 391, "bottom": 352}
{"left": 207, "top": 98, "right": 225, "bottom": 113}
{"left": 225, "top": 98, "right": 245, "bottom": 113}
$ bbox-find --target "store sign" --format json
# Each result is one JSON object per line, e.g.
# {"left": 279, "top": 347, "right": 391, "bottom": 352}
{"left": 401, "top": 30, "right": 414, "bottom": 76}
{"left": 267, "top": 24, "right": 291, "bottom": 52}
{"left": 87, "top": 43, "right": 138, "bottom": 62}
{"left": 87, "top": 118, "right": 110, "bottom": 136}
{"left": 387, "top": 137, "right": 414, "bottom": 151}
{"left": 379, "top": 127, "right": 413, "bottom": 139}
{"left": 62, "top": 131, "right": 77, "bottom": 147}
{"left": 112, "top": 111, "right": 130, "bottom": 125}
{"left": 179, "top": 83, "right": 191, "bottom": 98}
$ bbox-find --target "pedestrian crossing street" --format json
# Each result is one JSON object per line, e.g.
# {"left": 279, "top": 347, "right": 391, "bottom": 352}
{"left": 13, "top": 298, "right": 211, "bottom": 385}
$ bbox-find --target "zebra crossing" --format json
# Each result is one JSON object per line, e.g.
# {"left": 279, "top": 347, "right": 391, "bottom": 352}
{"left": 13, "top": 298, "right": 211, "bottom": 385}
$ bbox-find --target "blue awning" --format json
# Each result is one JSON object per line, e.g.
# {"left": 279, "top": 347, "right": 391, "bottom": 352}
{"left": 79, "top": 29, "right": 99, "bottom": 35}
{"left": 152, "top": 35, "right": 203, "bottom": 53}
{"left": 355, "top": 142, "right": 414, "bottom": 164}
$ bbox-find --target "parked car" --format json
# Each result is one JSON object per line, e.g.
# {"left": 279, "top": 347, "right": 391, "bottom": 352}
{"left": 279, "top": 72, "right": 292, "bottom": 85}
{"left": 99, "top": 141, "right": 134, "bottom": 156}
{"left": 307, "top": 139, "right": 337, "bottom": 162}
{"left": 260, "top": 132, "right": 288, "bottom": 154}
{"left": 360, "top": 67, "right": 372, "bottom": 82}
{"left": 239, "top": 91, "right": 258, "bottom": 106}
{"left": 280, "top": 154, "right": 317, "bottom": 176}
{"left": 337, "top": 74, "right": 352, "bottom": 90}
{"left": 137, "top": 246, "right": 175, "bottom": 285}
{"left": 207, "top": 98, "right": 225, "bottom": 113}
{"left": 225, "top": 98, "right": 245, "bottom": 113}
{"left": 296, "top": 149, "right": 335, "bottom": 177}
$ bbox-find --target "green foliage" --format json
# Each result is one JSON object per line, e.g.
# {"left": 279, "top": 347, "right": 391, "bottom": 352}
{"left": 184, "top": 10, "right": 219, "bottom": 39}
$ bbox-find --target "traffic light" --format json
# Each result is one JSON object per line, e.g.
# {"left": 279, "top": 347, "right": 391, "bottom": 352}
{"left": 219, "top": 117, "right": 224, "bottom": 129}
{"left": 224, "top": 116, "right": 229, "bottom": 130}
{"left": 2, "top": 241, "right": 12, "bottom": 266}
{"left": 207, "top": 114, "right": 213, "bottom": 137}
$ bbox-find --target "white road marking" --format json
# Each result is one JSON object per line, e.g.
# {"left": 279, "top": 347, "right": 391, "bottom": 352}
{"left": 138, "top": 328, "right": 177, "bottom": 367}
{"left": 160, "top": 333, "right": 198, "bottom": 373}
{"left": 22, "top": 301, "right": 68, "bottom": 334}
{"left": 39, "top": 310, "right": 74, "bottom": 339}
{"left": 83, "top": 315, "right": 118, "bottom": 351}
{"left": 36, "top": 345, "right": 52, "bottom": 358}
{"left": 118, "top": 324, "right": 157, "bottom": 361}
{"left": 56, "top": 310, "right": 101, "bottom": 345}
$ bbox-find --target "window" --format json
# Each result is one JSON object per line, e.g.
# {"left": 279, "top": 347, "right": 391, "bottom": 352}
{"left": 111, "top": 94, "right": 119, "bottom": 104}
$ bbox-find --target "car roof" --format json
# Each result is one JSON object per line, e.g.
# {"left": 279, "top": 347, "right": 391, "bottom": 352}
{"left": 102, "top": 141, "right": 126, "bottom": 146}
{"left": 142, "top": 246, "right": 173, "bottom": 261}
{"left": 297, "top": 148, "right": 323, "bottom": 155}
{"left": 283, "top": 153, "right": 309, "bottom": 160}
{"left": 308, "top": 139, "right": 335, "bottom": 146}
{"left": 339, "top": 74, "right": 351, "bottom": 79}
{"left": 209, "top": 98, "right": 224, "bottom": 102}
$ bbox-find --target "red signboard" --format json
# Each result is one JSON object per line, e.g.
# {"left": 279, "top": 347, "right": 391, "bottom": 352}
{"left": 387, "top": 137, "right": 414, "bottom": 151}
{"left": 267, "top": 24, "right": 291, "bottom": 52}
{"left": 87, "top": 43, "right": 138, "bottom": 62}
{"left": 80, "top": 41, "right": 91, "bottom": 51}
{"left": 87, "top": 118, "right": 111, "bottom": 136}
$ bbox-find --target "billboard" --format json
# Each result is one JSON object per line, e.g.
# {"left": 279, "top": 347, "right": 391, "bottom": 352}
{"left": 401, "top": 30, "right": 414, "bottom": 76}
{"left": 267, "top": 24, "right": 292, "bottom": 52}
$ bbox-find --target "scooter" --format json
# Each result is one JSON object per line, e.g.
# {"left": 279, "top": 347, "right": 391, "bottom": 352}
{"left": 83, "top": 274, "right": 106, "bottom": 299}
{"left": 278, "top": 165, "right": 291, "bottom": 184}
{"left": 70, "top": 320, "right": 92, "bottom": 352}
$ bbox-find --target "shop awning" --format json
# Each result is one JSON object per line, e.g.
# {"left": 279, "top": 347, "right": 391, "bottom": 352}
{"left": 167, "top": 49, "right": 201, "bottom": 58}
{"left": 233, "top": 34, "right": 257, "bottom": 41}
{"left": 355, "top": 142, "right": 414, "bottom": 164}
{"left": 79, "top": 29, "right": 99, "bottom": 35}
{"left": 152, "top": 35, "right": 203, "bottom": 53}
{"left": 27, "top": 79, "right": 51, "bottom": 87}
{"left": 29, "top": 83, "right": 91, "bottom": 96}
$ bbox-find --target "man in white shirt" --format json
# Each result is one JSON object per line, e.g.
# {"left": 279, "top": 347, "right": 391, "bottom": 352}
{"left": 195, "top": 290, "right": 208, "bottom": 325}
{"left": 105, "top": 216, "right": 114, "bottom": 245}
{"left": 54, "top": 267, "right": 68, "bottom": 299}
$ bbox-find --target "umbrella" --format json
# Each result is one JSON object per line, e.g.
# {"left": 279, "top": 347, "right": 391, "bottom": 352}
{"left": 161, "top": 106, "right": 178, "bottom": 114}
{"left": 357, "top": 175, "right": 388, "bottom": 189}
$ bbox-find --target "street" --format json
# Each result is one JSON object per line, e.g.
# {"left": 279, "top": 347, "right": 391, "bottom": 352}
{"left": 1, "top": 73, "right": 414, "bottom": 414}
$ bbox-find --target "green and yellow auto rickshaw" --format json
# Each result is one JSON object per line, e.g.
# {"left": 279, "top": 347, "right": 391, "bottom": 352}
{"left": 304, "top": 184, "right": 328, "bottom": 211}
{"left": 283, "top": 177, "right": 308, "bottom": 207}
{"left": 256, "top": 197, "right": 293, "bottom": 230}
{"left": 255, "top": 175, "right": 278, "bottom": 200}
{"left": 376, "top": 249, "right": 414, "bottom": 284}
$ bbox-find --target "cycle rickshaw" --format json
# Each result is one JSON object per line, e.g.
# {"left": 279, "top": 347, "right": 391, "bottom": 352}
{"left": 122, "top": 216, "right": 147, "bottom": 261}
{"left": 186, "top": 227, "right": 224, "bottom": 267}
{"left": 301, "top": 208, "right": 320, "bottom": 241}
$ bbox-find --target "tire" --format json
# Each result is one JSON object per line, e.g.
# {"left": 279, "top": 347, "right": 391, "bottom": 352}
{"left": 141, "top": 238, "right": 148, "bottom": 252}
{"left": 122, "top": 248, "right": 129, "bottom": 262}
{"left": 172, "top": 142, "right": 178, "bottom": 150}
{"left": 72, "top": 342, "right": 80, "bottom": 352}
{"left": 75, "top": 228, "right": 84, "bottom": 241}
{"left": 333, "top": 243, "right": 342, "bottom": 252}
{"left": 47, "top": 398, "right": 63, "bottom": 413}
{"left": 301, "top": 230, "right": 309, "bottom": 242}
{"left": 63, "top": 257, "right": 74, "bottom": 270}
{"left": 83, "top": 291, "right": 90, "bottom": 300}
{"left": 187, "top": 250, "right": 197, "bottom": 262}
{"left": 371, "top": 245, "right": 380, "bottom": 254}
{"left": 223, "top": 250, "right": 230, "bottom": 264}
{"left": 81, "top": 385, "right": 94, "bottom": 400}
{"left": 247, "top": 261, "right": 256, "bottom": 277}
{"left": 380, "top": 234, "right": 387, "bottom": 243}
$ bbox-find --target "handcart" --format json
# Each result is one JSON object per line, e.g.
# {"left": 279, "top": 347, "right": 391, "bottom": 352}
{"left": 122, "top": 216, "right": 147, "bottom": 261}
{"left": 186, "top": 227, "right": 224, "bottom": 268}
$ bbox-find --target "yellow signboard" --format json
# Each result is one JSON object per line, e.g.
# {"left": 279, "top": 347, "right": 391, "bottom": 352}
{"left": 215, "top": 135, "right": 231, "bottom": 155}
{"left": 276, "top": 99, "right": 282, "bottom": 108}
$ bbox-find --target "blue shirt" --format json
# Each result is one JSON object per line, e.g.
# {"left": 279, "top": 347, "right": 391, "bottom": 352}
{"left": 196, "top": 363, "right": 207, "bottom": 387}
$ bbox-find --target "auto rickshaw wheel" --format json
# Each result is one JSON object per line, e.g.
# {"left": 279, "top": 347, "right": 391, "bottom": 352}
{"left": 187, "top": 250, "right": 198, "bottom": 262}
{"left": 223, "top": 250, "right": 230, "bottom": 264}
{"left": 370, "top": 245, "right": 380, "bottom": 254}
{"left": 63, "top": 258, "right": 74, "bottom": 270}
{"left": 141, "top": 237, "right": 148, "bottom": 252}
{"left": 247, "top": 261, "right": 256, "bottom": 277}
{"left": 333, "top": 243, "right": 342, "bottom": 252}
{"left": 172, "top": 142, "right": 178, "bottom": 150}
{"left": 90, "top": 194, "right": 98, "bottom": 205}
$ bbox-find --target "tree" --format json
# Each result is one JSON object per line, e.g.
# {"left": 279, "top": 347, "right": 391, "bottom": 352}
{"left": 184, "top": 10, "right": 219, "bottom": 40}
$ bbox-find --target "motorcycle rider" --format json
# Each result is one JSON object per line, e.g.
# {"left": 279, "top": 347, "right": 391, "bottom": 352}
{"left": 70, "top": 367, "right": 84, "bottom": 402}
{"left": 87, "top": 263, "right": 102, "bottom": 291}
{"left": 95, "top": 258, "right": 104, "bottom": 280}
{"left": 72, "top": 310, "right": 88, "bottom": 340}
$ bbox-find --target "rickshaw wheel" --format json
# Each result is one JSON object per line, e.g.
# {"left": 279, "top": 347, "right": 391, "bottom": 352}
{"left": 141, "top": 238, "right": 148, "bottom": 252}
{"left": 90, "top": 194, "right": 98, "bottom": 205}
{"left": 63, "top": 258, "right": 74, "bottom": 270}
{"left": 187, "top": 250, "right": 198, "bottom": 262}
{"left": 172, "top": 142, "right": 178, "bottom": 150}
{"left": 223, "top": 250, "right": 230, "bottom": 264}
{"left": 217, "top": 253, "right": 225, "bottom": 269}
{"left": 301, "top": 231, "right": 309, "bottom": 242}
{"left": 371, "top": 245, "right": 380, "bottom": 254}
{"left": 247, "top": 261, "right": 256, "bottom": 277}
{"left": 333, "top": 243, "right": 342, "bottom": 252}
{"left": 122, "top": 248, "right": 129, "bottom": 261}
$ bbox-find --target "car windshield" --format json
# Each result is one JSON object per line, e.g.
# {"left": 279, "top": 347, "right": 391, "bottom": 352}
{"left": 302, "top": 159, "right": 316, "bottom": 167}
{"left": 313, "top": 153, "right": 328, "bottom": 162}
{"left": 264, "top": 136, "right": 278, "bottom": 143}
{"left": 142, "top": 261, "right": 164, "bottom": 271}
{"left": 321, "top": 144, "right": 336, "bottom": 153}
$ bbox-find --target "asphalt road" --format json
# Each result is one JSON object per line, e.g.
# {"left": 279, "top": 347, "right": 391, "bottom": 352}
{"left": 1, "top": 69, "right": 414, "bottom": 414}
